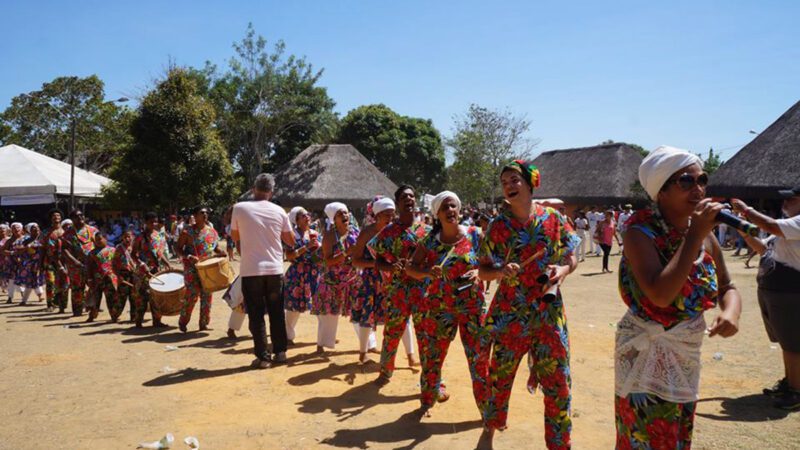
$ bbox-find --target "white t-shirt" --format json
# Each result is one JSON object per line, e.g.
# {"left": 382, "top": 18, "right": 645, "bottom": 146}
{"left": 231, "top": 200, "right": 292, "bottom": 277}
{"left": 587, "top": 212, "right": 601, "bottom": 229}
{"left": 575, "top": 217, "right": 588, "bottom": 232}
{"left": 775, "top": 215, "right": 800, "bottom": 272}
{"left": 618, "top": 212, "right": 632, "bottom": 232}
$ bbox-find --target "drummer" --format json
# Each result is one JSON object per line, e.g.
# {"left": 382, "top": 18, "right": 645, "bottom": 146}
{"left": 132, "top": 212, "right": 172, "bottom": 328}
{"left": 176, "top": 206, "right": 225, "bottom": 332}
{"left": 86, "top": 232, "right": 118, "bottom": 322}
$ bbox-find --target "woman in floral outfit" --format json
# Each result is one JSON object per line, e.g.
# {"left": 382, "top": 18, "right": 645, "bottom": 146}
{"left": 477, "top": 161, "right": 579, "bottom": 450}
{"left": 177, "top": 206, "right": 224, "bottom": 332}
{"left": 15, "top": 223, "right": 45, "bottom": 304}
{"left": 313, "top": 202, "right": 360, "bottom": 353}
{"left": 283, "top": 206, "right": 322, "bottom": 344}
{"left": 351, "top": 196, "right": 397, "bottom": 363}
{"left": 615, "top": 146, "right": 741, "bottom": 450}
{"left": 407, "top": 191, "right": 489, "bottom": 418}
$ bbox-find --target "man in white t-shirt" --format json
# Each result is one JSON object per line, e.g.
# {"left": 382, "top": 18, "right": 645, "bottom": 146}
{"left": 231, "top": 173, "right": 295, "bottom": 369}
{"left": 587, "top": 207, "right": 601, "bottom": 255}
{"left": 732, "top": 188, "right": 800, "bottom": 410}
{"left": 617, "top": 204, "right": 633, "bottom": 253}
{"left": 574, "top": 212, "right": 589, "bottom": 262}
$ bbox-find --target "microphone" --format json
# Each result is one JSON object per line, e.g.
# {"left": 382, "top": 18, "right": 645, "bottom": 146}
{"left": 716, "top": 209, "right": 759, "bottom": 237}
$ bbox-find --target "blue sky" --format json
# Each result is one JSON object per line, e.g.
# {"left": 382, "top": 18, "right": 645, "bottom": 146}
{"left": 2, "top": 0, "right": 798, "bottom": 161}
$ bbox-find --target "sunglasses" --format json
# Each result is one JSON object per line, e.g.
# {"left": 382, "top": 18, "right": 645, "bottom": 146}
{"left": 669, "top": 173, "right": 709, "bottom": 191}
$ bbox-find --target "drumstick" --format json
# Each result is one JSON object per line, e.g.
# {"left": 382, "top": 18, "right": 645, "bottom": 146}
{"left": 519, "top": 248, "right": 546, "bottom": 269}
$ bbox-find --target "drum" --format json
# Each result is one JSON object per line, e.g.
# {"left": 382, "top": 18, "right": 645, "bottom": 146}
{"left": 195, "top": 257, "right": 235, "bottom": 293}
{"left": 148, "top": 270, "right": 186, "bottom": 316}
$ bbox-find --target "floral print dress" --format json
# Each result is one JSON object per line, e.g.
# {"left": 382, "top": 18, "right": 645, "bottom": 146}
{"left": 367, "top": 220, "right": 431, "bottom": 379}
{"left": 416, "top": 225, "right": 489, "bottom": 412}
{"left": 16, "top": 236, "right": 44, "bottom": 289}
{"left": 313, "top": 226, "right": 360, "bottom": 316}
{"left": 134, "top": 230, "right": 170, "bottom": 322}
{"left": 350, "top": 244, "right": 385, "bottom": 328}
{"left": 615, "top": 207, "right": 718, "bottom": 450}
{"left": 284, "top": 229, "right": 321, "bottom": 313}
{"left": 478, "top": 205, "right": 579, "bottom": 449}
{"left": 113, "top": 243, "right": 138, "bottom": 321}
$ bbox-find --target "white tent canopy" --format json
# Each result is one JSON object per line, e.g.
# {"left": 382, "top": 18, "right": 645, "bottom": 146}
{"left": 0, "top": 144, "right": 112, "bottom": 205}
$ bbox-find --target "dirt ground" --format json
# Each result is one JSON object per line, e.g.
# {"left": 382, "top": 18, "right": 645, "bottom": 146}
{"left": 0, "top": 247, "right": 798, "bottom": 450}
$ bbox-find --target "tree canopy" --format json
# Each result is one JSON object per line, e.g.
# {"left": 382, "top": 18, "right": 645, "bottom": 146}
{"left": 189, "top": 24, "right": 338, "bottom": 187}
{"left": 337, "top": 104, "right": 446, "bottom": 193}
{"left": 0, "top": 75, "right": 133, "bottom": 174}
{"left": 104, "top": 69, "right": 235, "bottom": 211}
{"left": 446, "top": 104, "right": 536, "bottom": 203}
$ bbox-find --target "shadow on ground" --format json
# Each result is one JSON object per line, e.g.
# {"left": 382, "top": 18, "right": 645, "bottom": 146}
{"left": 697, "top": 394, "right": 794, "bottom": 422}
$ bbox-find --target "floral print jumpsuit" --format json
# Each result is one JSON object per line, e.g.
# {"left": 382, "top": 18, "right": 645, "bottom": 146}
{"left": 179, "top": 225, "right": 219, "bottom": 328}
{"left": 416, "top": 225, "right": 489, "bottom": 412}
{"left": 63, "top": 225, "right": 98, "bottom": 314}
{"left": 113, "top": 243, "right": 138, "bottom": 322}
{"left": 87, "top": 245, "right": 118, "bottom": 319}
{"left": 615, "top": 208, "right": 718, "bottom": 450}
{"left": 43, "top": 227, "right": 69, "bottom": 310}
{"left": 134, "top": 231, "right": 169, "bottom": 323}
{"left": 479, "top": 205, "right": 578, "bottom": 449}
{"left": 16, "top": 236, "right": 44, "bottom": 290}
{"left": 367, "top": 220, "right": 431, "bottom": 379}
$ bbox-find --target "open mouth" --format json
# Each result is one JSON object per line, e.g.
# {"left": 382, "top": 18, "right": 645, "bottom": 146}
{"left": 507, "top": 190, "right": 519, "bottom": 199}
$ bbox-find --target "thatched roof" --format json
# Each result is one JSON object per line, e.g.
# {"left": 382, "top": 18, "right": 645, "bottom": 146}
{"left": 530, "top": 143, "right": 647, "bottom": 205}
{"left": 272, "top": 144, "right": 398, "bottom": 211}
{"left": 708, "top": 100, "right": 800, "bottom": 199}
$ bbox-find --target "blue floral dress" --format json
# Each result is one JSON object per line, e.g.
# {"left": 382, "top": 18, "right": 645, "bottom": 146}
{"left": 313, "top": 226, "right": 361, "bottom": 316}
{"left": 350, "top": 244, "right": 385, "bottom": 327}
{"left": 284, "top": 229, "right": 322, "bottom": 313}
{"left": 16, "top": 236, "right": 44, "bottom": 289}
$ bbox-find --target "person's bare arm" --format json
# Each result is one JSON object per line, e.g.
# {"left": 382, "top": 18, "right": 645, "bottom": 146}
{"left": 406, "top": 244, "right": 438, "bottom": 281}
{"left": 706, "top": 235, "right": 741, "bottom": 337}
{"left": 731, "top": 199, "right": 783, "bottom": 237}
{"left": 351, "top": 226, "right": 376, "bottom": 269}
{"left": 322, "top": 229, "right": 346, "bottom": 267}
{"left": 624, "top": 200, "right": 724, "bottom": 307}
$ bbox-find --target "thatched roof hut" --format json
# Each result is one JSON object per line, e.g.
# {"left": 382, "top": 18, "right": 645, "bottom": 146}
{"left": 530, "top": 143, "right": 647, "bottom": 206}
{"left": 708, "top": 100, "right": 800, "bottom": 199}
{"left": 272, "top": 144, "right": 398, "bottom": 211}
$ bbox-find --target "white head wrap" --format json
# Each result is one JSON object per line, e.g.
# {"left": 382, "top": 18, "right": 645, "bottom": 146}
{"left": 372, "top": 198, "right": 396, "bottom": 216}
{"left": 61, "top": 219, "right": 73, "bottom": 227}
{"left": 639, "top": 145, "right": 702, "bottom": 201}
{"left": 25, "top": 222, "right": 38, "bottom": 233}
{"left": 10, "top": 222, "right": 23, "bottom": 231}
{"left": 324, "top": 202, "right": 348, "bottom": 223}
{"left": 288, "top": 206, "right": 308, "bottom": 226}
{"left": 431, "top": 191, "right": 461, "bottom": 217}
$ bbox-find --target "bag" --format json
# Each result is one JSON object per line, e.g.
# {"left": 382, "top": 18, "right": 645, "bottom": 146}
{"left": 757, "top": 239, "right": 800, "bottom": 293}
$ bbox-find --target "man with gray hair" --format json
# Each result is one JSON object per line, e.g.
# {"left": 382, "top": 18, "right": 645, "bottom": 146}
{"left": 231, "top": 173, "right": 295, "bottom": 369}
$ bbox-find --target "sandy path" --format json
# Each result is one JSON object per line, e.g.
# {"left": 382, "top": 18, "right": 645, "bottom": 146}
{"left": 0, "top": 249, "right": 797, "bottom": 449}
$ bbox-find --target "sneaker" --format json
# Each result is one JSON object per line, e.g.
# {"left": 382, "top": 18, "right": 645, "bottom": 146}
{"left": 251, "top": 358, "right": 271, "bottom": 369}
{"left": 774, "top": 389, "right": 800, "bottom": 411}
{"left": 274, "top": 352, "right": 287, "bottom": 363}
{"left": 763, "top": 377, "right": 790, "bottom": 397}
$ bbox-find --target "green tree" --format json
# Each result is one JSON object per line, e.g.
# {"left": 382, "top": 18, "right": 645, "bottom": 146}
{"left": 703, "top": 147, "right": 722, "bottom": 175}
{"left": 189, "top": 24, "right": 338, "bottom": 185}
{"left": 0, "top": 75, "right": 133, "bottom": 174}
{"left": 337, "top": 104, "right": 446, "bottom": 193}
{"left": 446, "top": 104, "right": 537, "bottom": 203}
{"left": 104, "top": 69, "right": 235, "bottom": 211}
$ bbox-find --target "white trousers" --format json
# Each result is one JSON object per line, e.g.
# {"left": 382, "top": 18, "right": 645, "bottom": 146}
{"left": 317, "top": 314, "right": 339, "bottom": 349}
{"left": 228, "top": 308, "right": 247, "bottom": 332}
{"left": 576, "top": 230, "right": 586, "bottom": 261}
{"left": 354, "top": 322, "right": 378, "bottom": 353}
{"left": 401, "top": 319, "right": 416, "bottom": 355}
{"left": 7, "top": 281, "right": 20, "bottom": 301}
{"left": 285, "top": 310, "right": 302, "bottom": 341}
{"left": 588, "top": 226, "right": 599, "bottom": 254}
{"left": 21, "top": 286, "right": 43, "bottom": 303}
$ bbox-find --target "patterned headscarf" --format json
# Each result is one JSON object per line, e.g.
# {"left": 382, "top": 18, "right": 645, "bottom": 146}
{"left": 363, "top": 195, "right": 384, "bottom": 227}
{"left": 503, "top": 159, "right": 541, "bottom": 191}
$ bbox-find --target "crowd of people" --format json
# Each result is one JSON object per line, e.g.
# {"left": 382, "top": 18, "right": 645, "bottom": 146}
{"left": 1, "top": 145, "right": 798, "bottom": 449}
